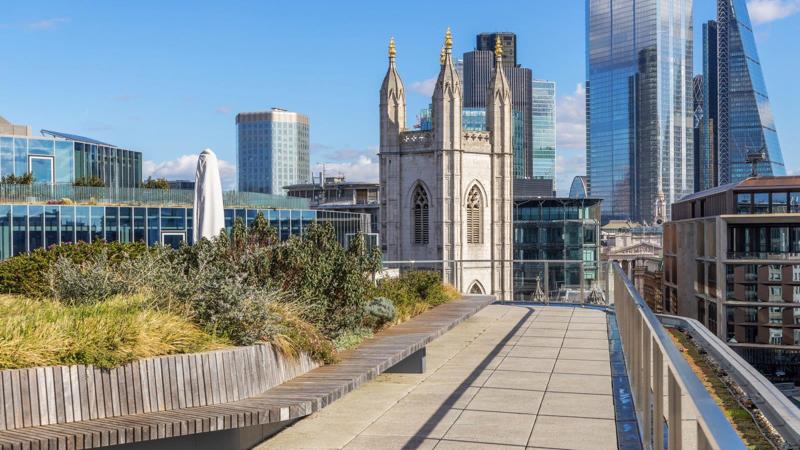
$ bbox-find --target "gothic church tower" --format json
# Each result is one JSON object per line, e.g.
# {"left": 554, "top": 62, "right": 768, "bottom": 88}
{"left": 379, "top": 31, "right": 513, "bottom": 299}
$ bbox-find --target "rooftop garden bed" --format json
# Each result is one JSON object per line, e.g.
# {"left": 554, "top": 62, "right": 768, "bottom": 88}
{"left": 0, "top": 215, "right": 458, "bottom": 370}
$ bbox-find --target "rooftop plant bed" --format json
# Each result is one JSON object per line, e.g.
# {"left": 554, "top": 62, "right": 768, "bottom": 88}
{"left": 0, "top": 215, "right": 459, "bottom": 370}
{"left": 669, "top": 328, "right": 779, "bottom": 449}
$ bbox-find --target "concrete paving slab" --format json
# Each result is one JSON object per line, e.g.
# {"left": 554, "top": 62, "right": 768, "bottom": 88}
{"left": 443, "top": 410, "right": 537, "bottom": 446}
{"left": 507, "top": 345, "right": 561, "bottom": 359}
{"left": 558, "top": 347, "right": 611, "bottom": 361}
{"left": 539, "top": 391, "right": 615, "bottom": 419}
{"left": 529, "top": 415, "right": 617, "bottom": 450}
{"left": 497, "top": 357, "right": 557, "bottom": 373}
{"left": 483, "top": 370, "right": 551, "bottom": 392}
{"left": 546, "top": 373, "right": 613, "bottom": 395}
{"left": 554, "top": 359, "right": 612, "bottom": 376}
{"left": 515, "top": 337, "right": 564, "bottom": 347}
{"left": 561, "top": 338, "right": 610, "bottom": 349}
{"left": 466, "top": 387, "right": 544, "bottom": 414}
{"left": 343, "top": 435, "right": 438, "bottom": 449}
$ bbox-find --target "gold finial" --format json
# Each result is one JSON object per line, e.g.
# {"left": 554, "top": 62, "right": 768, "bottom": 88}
{"left": 389, "top": 37, "right": 396, "bottom": 60}
{"left": 494, "top": 35, "right": 503, "bottom": 59}
{"left": 440, "top": 46, "right": 445, "bottom": 65}
{"left": 444, "top": 27, "right": 452, "bottom": 51}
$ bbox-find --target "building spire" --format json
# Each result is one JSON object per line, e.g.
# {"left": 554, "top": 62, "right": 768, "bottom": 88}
{"left": 440, "top": 46, "right": 445, "bottom": 65}
{"left": 388, "top": 37, "right": 396, "bottom": 61}
{"left": 494, "top": 35, "right": 503, "bottom": 61}
{"left": 444, "top": 27, "right": 452, "bottom": 53}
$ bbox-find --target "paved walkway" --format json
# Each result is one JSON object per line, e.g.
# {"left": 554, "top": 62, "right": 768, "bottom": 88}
{"left": 257, "top": 304, "right": 618, "bottom": 450}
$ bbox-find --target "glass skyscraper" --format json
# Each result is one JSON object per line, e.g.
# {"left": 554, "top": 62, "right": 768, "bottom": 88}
{"left": 586, "top": 0, "right": 694, "bottom": 223}
{"left": 236, "top": 109, "right": 310, "bottom": 196}
{"left": 532, "top": 80, "right": 556, "bottom": 180}
{"left": 716, "top": 0, "right": 785, "bottom": 183}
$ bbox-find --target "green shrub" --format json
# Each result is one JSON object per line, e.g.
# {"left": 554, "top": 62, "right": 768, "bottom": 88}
{"left": 48, "top": 253, "right": 131, "bottom": 305}
{"left": 364, "top": 297, "right": 396, "bottom": 330}
{"left": 0, "top": 294, "right": 227, "bottom": 369}
{"left": 333, "top": 328, "right": 374, "bottom": 351}
{"left": 373, "top": 271, "right": 460, "bottom": 323}
{"left": 0, "top": 240, "right": 148, "bottom": 298}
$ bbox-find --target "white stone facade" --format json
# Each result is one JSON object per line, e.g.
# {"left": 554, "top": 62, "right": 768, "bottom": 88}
{"left": 379, "top": 32, "right": 513, "bottom": 299}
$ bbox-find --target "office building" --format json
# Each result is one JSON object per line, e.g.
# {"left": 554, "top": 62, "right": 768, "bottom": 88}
{"left": 512, "top": 197, "right": 602, "bottom": 301}
{"left": 699, "top": 20, "right": 719, "bottom": 192}
{"left": 716, "top": 1, "right": 785, "bottom": 183}
{"left": 532, "top": 80, "right": 556, "bottom": 180}
{"left": 586, "top": 0, "right": 694, "bottom": 223}
{"left": 0, "top": 116, "right": 30, "bottom": 136}
{"left": 1, "top": 129, "right": 142, "bottom": 188}
{"left": 379, "top": 31, "right": 513, "bottom": 298}
{"left": 285, "top": 175, "right": 380, "bottom": 233}
{"left": 236, "top": 109, "right": 310, "bottom": 196}
{"left": 694, "top": 75, "right": 706, "bottom": 193}
{"left": 463, "top": 32, "right": 532, "bottom": 179}
{"left": 663, "top": 176, "right": 800, "bottom": 379}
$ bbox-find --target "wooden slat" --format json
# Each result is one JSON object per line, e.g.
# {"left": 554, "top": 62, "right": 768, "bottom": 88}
{"left": 0, "top": 295, "right": 494, "bottom": 449}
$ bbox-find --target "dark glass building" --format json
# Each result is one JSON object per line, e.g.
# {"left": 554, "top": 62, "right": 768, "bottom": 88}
{"left": 586, "top": 0, "right": 694, "bottom": 223}
{"left": 463, "top": 32, "right": 532, "bottom": 179}
{"left": 716, "top": 0, "right": 785, "bottom": 183}
{"left": 699, "top": 20, "right": 719, "bottom": 192}
{"left": 512, "top": 197, "right": 602, "bottom": 301}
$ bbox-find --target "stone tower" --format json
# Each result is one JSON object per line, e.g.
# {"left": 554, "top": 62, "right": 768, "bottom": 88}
{"left": 379, "top": 31, "right": 513, "bottom": 299}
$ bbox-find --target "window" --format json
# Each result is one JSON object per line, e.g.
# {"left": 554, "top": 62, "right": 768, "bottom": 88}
{"left": 769, "top": 265, "right": 782, "bottom": 281}
{"left": 769, "top": 328, "right": 783, "bottom": 345}
{"left": 795, "top": 286, "right": 800, "bottom": 302}
{"left": 793, "top": 265, "right": 800, "bottom": 282}
{"left": 412, "top": 185, "right": 429, "bottom": 245}
{"left": 466, "top": 186, "right": 482, "bottom": 244}
{"left": 769, "top": 286, "right": 782, "bottom": 301}
{"left": 769, "top": 307, "right": 783, "bottom": 324}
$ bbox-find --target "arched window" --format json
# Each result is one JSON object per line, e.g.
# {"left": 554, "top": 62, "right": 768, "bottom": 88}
{"left": 469, "top": 281, "right": 485, "bottom": 295}
{"left": 466, "top": 186, "right": 482, "bottom": 244}
{"left": 413, "top": 185, "right": 429, "bottom": 244}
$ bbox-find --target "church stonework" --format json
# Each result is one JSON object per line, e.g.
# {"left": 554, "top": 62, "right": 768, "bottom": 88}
{"left": 379, "top": 31, "right": 513, "bottom": 299}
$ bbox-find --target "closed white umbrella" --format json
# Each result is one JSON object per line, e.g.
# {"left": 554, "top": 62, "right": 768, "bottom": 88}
{"left": 192, "top": 148, "right": 225, "bottom": 242}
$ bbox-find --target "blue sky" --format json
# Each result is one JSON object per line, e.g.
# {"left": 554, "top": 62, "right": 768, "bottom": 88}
{"left": 1, "top": 0, "right": 798, "bottom": 194}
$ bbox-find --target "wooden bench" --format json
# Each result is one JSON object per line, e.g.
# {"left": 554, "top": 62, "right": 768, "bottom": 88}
{"left": 0, "top": 295, "right": 494, "bottom": 450}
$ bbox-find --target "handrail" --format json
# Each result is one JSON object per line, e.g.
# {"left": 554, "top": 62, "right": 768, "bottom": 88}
{"left": 659, "top": 314, "right": 800, "bottom": 447}
{"left": 613, "top": 263, "right": 746, "bottom": 450}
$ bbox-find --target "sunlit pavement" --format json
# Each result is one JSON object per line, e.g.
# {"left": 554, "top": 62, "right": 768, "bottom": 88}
{"left": 256, "top": 304, "right": 618, "bottom": 450}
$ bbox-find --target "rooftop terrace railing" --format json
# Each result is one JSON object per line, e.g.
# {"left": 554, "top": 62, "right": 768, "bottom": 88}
{"left": 379, "top": 259, "right": 610, "bottom": 304}
{"left": 613, "top": 262, "right": 747, "bottom": 450}
{"left": 0, "top": 183, "right": 310, "bottom": 209}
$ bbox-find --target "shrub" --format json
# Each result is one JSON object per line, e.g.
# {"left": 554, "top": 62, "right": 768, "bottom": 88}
{"left": 0, "top": 240, "right": 149, "bottom": 298}
{"left": 48, "top": 253, "right": 131, "bottom": 305}
{"left": 333, "top": 328, "right": 374, "bottom": 351}
{"left": 364, "top": 297, "right": 396, "bottom": 330}
{"left": 373, "top": 271, "right": 460, "bottom": 323}
{"left": 0, "top": 294, "right": 227, "bottom": 369}
{"left": 73, "top": 176, "right": 106, "bottom": 187}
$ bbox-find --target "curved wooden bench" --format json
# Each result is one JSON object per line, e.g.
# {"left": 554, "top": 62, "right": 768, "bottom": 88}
{"left": 0, "top": 295, "right": 494, "bottom": 450}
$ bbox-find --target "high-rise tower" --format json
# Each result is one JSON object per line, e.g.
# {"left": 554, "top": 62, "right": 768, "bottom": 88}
{"left": 586, "top": 0, "right": 694, "bottom": 223}
{"left": 716, "top": 0, "right": 785, "bottom": 183}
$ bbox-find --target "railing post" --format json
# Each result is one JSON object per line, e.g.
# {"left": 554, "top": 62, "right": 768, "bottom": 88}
{"left": 653, "top": 340, "right": 665, "bottom": 450}
{"left": 668, "top": 368, "right": 682, "bottom": 450}
{"left": 641, "top": 321, "right": 652, "bottom": 448}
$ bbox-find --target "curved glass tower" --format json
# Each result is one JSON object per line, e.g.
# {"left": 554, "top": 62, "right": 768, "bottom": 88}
{"left": 717, "top": 0, "right": 785, "bottom": 183}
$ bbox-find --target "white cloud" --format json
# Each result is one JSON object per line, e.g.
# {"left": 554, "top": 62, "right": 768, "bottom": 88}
{"left": 556, "top": 83, "right": 586, "bottom": 150}
{"left": 143, "top": 154, "right": 237, "bottom": 190}
{"left": 27, "top": 17, "right": 70, "bottom": 30}
{"left": 215, "top": 106, "right": 231, "bottom": 114}
{"left": 409, "top": 77, "right": 437, "bottom": 96}
{"left": 312, "top": 155, "right": 378, "bottom": 183}
{"left": 555, "top": 151, "right": 586, "bottom": 196}
{"left": 747, "top": 0, "right": 800, "bottom": 24}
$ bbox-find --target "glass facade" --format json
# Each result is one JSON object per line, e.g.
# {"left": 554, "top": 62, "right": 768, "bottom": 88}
{"left": 699, "top": 21, "right": 719, "bottom": 192}
{"left": 717, "top": 0, "right": 785, "bottom": 183}
{"left": 236, "top": 110, "right": 310, "bottom": 196}
{"left": 586, "top": 0, "right": 694, "bottom": 222}
{"left": 531, "top": 80, "right": 556, "bottom": 180}
{"left": 0, "top": 204, "right": 371, "bottom": 260}
{"left": 512, "top": 198, "right": 602, "bottom": 300}
{"left": 419, "top": 107, "right": 524, "bottom": 177}
{"left": 0, "top": 134, "right": 142, "bottom": 188}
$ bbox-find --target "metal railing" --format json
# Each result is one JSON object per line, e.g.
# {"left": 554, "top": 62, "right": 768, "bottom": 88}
{"left": 614, "top": 263, "right": 746, "bottom": 450}
{"left": 379, "top": 259, "right": 610, "bottom": 304}
{"left": 0, "top": 183, "right": 310, "bottom": 209}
